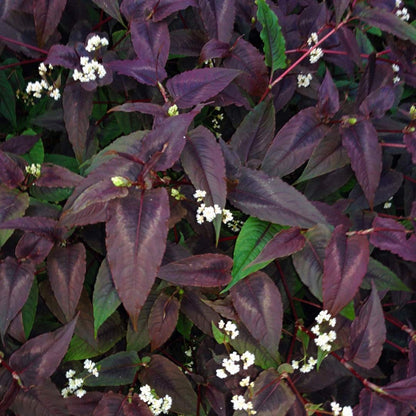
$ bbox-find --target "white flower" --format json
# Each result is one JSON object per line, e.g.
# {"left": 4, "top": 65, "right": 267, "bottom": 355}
{"left": 308, "top": 356, "right": 317, "bottom": 366}
{"left": 68, "top": 377, "right": 84, "bottom": 391}
{"left": 331, "top": 401, "right": 342, "bottom": 416}
{"left": 396, "top": 0, "right": 402, "bottom": 7}
{"left": 240, "top": 376, "right": 251, "bottom": 387}
{"left": 222, "top": 209, "right": 233, "bottom": 224}
{"left": 229, "top": 351, "right": 241, "bottom": 362}
{"left": 231, "top": 395, "right": 248, "bottom": 411}
{"left": 297, "top": 73, "right": 312, "bottom": 88}
{"left": 38, "top": 62, "right": 47, "bottom": 75}
{"left": 329, "top": 317, "right": 336, "bottom": 327}
{"left": 316, "top": 310, "right": 332, "bottom": 324}
{"left": 341, "top": 406, "right": 353, "bottom": 416}
{"left": 61, "top": 387, "right": 70, "bottom": 398}
{"left": 310, "top": 47, "right": 324, "bottom": 64}
{"left": 291, "top": 360, "right": 299, "bottom": 370}
{"left": 396, "top": 7, "right": 410, "bottom": 21}
{"left": 75, "top": 389, "right": 86, "bottom": 398}
{"left": 392, "top": 64, "right": 400, "bottom": 72}
{"left": 73, "top": 56, "right": 107, "bottom": 83}
{"left": 241, "top": 351, "right": 255, "bottom": 369}
{"left": 307, "top": 32, "right": 318, "bottom": 46}
{"left": 222, "top": 357, "right": 240, "bottom": 375}
{"left": 224, "top": 321, "right": 239, "bottom": 339}
{"left": 193, "top": 189, "right": 206, "bottom": 201}
{"left": 49, "top": 88, "right": 61, "bottom": 100}
{"left": 300, "top": 362, "right": 314, "bottom": 373}
{"left": 393, "top": 75, "right": 401, "bottom": 84}
{"left": 216, "top": 368, "right": 228, "bottom": 379}
{"left": 311, "top": 324, "right": 321, "bottom": 335}
{"left": 65, "top": 369, "right": 76, "bottom": 379}
{"left": 86, "top": 35, "right": 109, "bottom": 52}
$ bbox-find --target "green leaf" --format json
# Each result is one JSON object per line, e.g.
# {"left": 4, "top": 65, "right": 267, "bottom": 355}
{"left": 44, "top": 154, "right": 79, "bottom": 172}
{"left": 211, "top": 321, "right": 228, "bottom": 344}
{"left": 256, "top": 0, "right": 286, "bottom": 74}
{"left": 340, "top": 300, "right": 355, "bottom": 321}
{"left": 22, "top": 278, "right": 38, "bottom": 339}
{"left": 224, "top": 217, "right": 282, "bottom": 291}
{"left": 21, "top": 132, "right": 44, "bottom": 165}
{"left": 30, "top": 186, "right": 73, "bottom": 202}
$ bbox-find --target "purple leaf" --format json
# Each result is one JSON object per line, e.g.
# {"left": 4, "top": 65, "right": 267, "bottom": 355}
{"left": 0, "top": 257, "right": 35, "bottom": 339}
{"left": 91, "top": 0, "right": 124, "bottom": 24}
{"left": 354, "top": 389, "right": 397, "bottom": 416}
{"left": 130, "top": 20, "right": 170, "bottom": 72}
{"left": 262, "top": 107, "right": 329, "bottom": 177}
{"left": 92, "top": 392, "right": 153, "bottom": 416}
{"left": 0, "top": 150, "right": 25, "bottom": 188}
{"left": 223, "top": 38, "right": 269, "bottom": 96}
{"left": 322, "top": 225, "right": 370, "bottom": 316}
{"left": 370, "top": 216, "right": 416, "bottom": 262}
{"left": 109, "top": 102, "right": 166, "bottom": 118}
{"left": 341, "top": 119, "right": 382, "bottom": 208}
{"left": 35, "top": 163, "right": 82, "bottom": 188}
{"left": 15, "top": 233, "right": 55, "bottom": 264}
{"left": 33, "top": 0, "right": 67, "bottom": 47}
{"left": 318, "top": 69, "right": 340, "bottom": 117}
{"left": 170, "top": 29, "right": 206, "bottom": 57}
{"left": 198, "top": 0, "right": 236, "bottom": 43}
{"left": 148, "top": 292, "right": 180, "bottom": 350}
{"left": 404, "top": 131, "right": 416, "bottom": 164}
{"left": 159, "top": 254, "right": 232, "bottom": 287}
{"left": 150, "top": 0, "right": 198, "bottom": 21}
{"left": 63, "top": 82, "right": 94, "bottom": 163}
{"left": 200, "top": 39, "right": 230, "bottom": 62}
{"left": 248, "top": 369, "right": 296, "bottom": 416}
{"left": 139, "top": 354, "right": 198, "bottom": 414}
{"left": 311, "top": 200, "right": 351, "bottom": 229}
{"left": 246, "top": 227, "right": 306, "bottom": 268}
{"left": 228, "top": 167, "right": 327, "bottom": 228}
{"left": 230, "top": 99, "right": 275, "bottom": 166}
{"left": 231, "top": 271, "right": 283, "bottom": 357}
{"left": 0, "top": 216, "right": 58, "bottom": 238}
{"left": 47, "top": 243, "right": 86, "bottom": 321}
{"left": 108, "top": 58, "right": 167, "bottom": 85}
{"left": 358, "top": 86, "right": 395, "bottom": 119}
{"left": 9, "top": 317, "right": 77, "bottom": 386}
{"left": 106, "top": 188, "right": 169, "bottom": 330}
{"left": 0, "top": 135, "right": 40, "bottom": 154}
{"left": 166, "top": 68, "right": 239, "bottom": 108}
{"left": 383, "top": 375, "right": 416, "bottom": 404}
{"left": 334, "top": 0, "right": 350, "bottom": 23}
{"left": 44, "top": 44, "right": 79, "bottom": 69}
{"left": 344, "top": 282, "right": 386, "bottom": 369}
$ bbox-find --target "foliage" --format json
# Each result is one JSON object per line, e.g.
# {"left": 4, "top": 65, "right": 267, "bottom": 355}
{"left": 0, "top": 0, "right": 416, "bottom": 415}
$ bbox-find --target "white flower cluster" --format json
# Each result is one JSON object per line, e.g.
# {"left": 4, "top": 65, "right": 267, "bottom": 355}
{"left": 307, "top": 32, "right": 324, "bottom": 64}
{"left": 73, "top": 56, "right": 106, "bottom": 83}
{"left": 395, "top": 1, "right": 410, "bottom": 21}
{"left": 297, "top": 73, "right": 313, "bottom": 88}
{"left": 61, "top": 360, "right": 99, "bottom": 399}
{"left": 193, "top": 190, "right": 234, "bottom": 225}
{"left": 218, "top": 319, "right": 239, "bottom": 339}
{"left": 211, "top": 107, "right": 224, "bottom": 138}
{"left": 85, "top": 35, "right": 109, "bottom": 52}
{"left": 311, "top": 309, "right": 337, "bottom": 352}
{"left": 227, "top": 218, "right": 244, "bottom": 233}
{"left": 331, "top": 401, "right": 353, "bottom": 416}
{"left": 231, "top": 395, "right": 256, "bottom": 414}
{"left": 392, "top": 63, "right": 401, "bottom": 84}
{"left": 26, "top": 63, "right": 60, "bottom": 101}
{"left": 139, "top": 385, "right": 172, "bottom": 415}
{"left": 25, "top": 163, "right": 41, "bottom": 178}
{"left": 291, "top": 356, "right": 317, "bottom": 374}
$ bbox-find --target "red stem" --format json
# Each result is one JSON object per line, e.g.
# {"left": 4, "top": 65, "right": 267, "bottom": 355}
{"left": 380, "top": 143, "right": 406, "bottom": 148}
{"left": 0, "top": 35, "right": 48, "bottom": 55}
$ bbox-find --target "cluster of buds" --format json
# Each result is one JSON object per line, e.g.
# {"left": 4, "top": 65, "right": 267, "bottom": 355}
{"left": 395, "top": 0, "right": 410, "bottom": 21}
{"left": 297, "top": 73, "right": 313, "bottom": 88}
{"left": 138, "top": 384, "right": 172, "bottom": 415}
{"left": 330, "top": 401, "right": 353, "bottom": 416}
{"left": 72, "top": 56, "right": 106, "bottom": 83}
{"left": 307, "top": 32, "right": 324, "bottom": 64}
{"left": 85, "top": 34, "right": 109, "bottom": 52}
{"left": 61, "top": 359, "right": 99, "bottom": 398}
{"left": 25, "top": 63, "right": 60, "bottom": 101}
{"left": 167, "top": 104, "right": 179, "bottom": 116}
{"left": 392, "top": 63, "right": 401, "bottom": 85}
{"left": 193, "top": 190, "right": 233, "bottom": 225}
{"left": 211, "top": 106, "right": 224, "bottom": 139}
{"left": 25, "top": 163, "right": 41, "bottom": 178}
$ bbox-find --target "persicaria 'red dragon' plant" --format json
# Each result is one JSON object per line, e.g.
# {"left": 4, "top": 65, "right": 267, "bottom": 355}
{"left": 1, "top": 0, "right": 416, "bottom": 415}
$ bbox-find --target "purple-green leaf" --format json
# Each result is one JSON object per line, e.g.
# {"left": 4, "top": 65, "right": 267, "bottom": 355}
{"left": 36, "top": 163, "right": 82, "bottom": 188}
{"left": 318, "top": 69, "right": 340, "bottom": 117}
{"left": 262, "top": 107, "right": 329, "bottom": 177}
{"left": 108, "top": 59, "right": 167, "bottom": 85}
{"left": 159, "top": 254, "right": 232, "bottom": 287}
{"left": 0, "top": 135, "right": 40, "bottom": 154}
{"left": 341, "top": 119, "right": 382, "bottom": 208}
{"left": 382, "top": 375, "right": 416, "bottom": 404}
{"left": 106, "top": 188, "right": 169, "bottom": 330}
{"left": 47, "top": 243, "right": 86, "bottom": 321}
{"left": 355, "top": 389, "right": 397, "bottom": 416}
{"left": 166, "top": 68, "right": 239, "bottom": 108}
{"left": 322, "top": 225, "right": 370, "bottom": 316}
{"left": 231, "top": 272, "right": 283, "bottom": 358}
{"left": 91, "top": 0, "right": 123, "bottom": 24}
{"left": 344, "top": 282, "right": 386, "bottom": 369}
{"left": 93, "top": 392, "right": 153, "bottom": 416}
{"left": 44, "top": 44, "right": 79, "bottom": 69}
{"left": 0, "top": 150, "right": 25, "bottom": 188}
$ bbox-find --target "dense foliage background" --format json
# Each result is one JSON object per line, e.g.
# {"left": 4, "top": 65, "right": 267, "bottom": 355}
{"left": 0, "top": 0, "right": 416, "bottom": 415}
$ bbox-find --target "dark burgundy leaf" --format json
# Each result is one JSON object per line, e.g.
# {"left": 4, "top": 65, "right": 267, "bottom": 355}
{"left": 44, "top": 44, "right": 79, "bottom": 69}
{"left": 292, "top": 224, "right": 332, "bottom": 300}
{"left": 354, "top": 389, "right": 396, "bottom": 416}
{"left": 322, "top": 225, "right": 370, "bottom": 316}
{"left": 108, "top": 59, "right": 167, "bottom": 85}
{"left": 36, "top": 164, "right": 82, "bottom": 188}
{"left": 0, "top": 135, "right": 40, "bottom": 154}
{"left": 109, "top": 102, "right": 166, "bottom": 118}
{"left": 359, "top": 86, "right": 395, "bottom": 119}
{"left": 370, "top": 216, "right": 416, "bottom": 262}
{"left": 0, "top": 150, "right": 25, "bottom": 188}
{"left": 246, "top": 227, "right": 306, "bottom": 268}
{"left": 272, "top": 76, "right": 296, "bottom": 113}
{"left": 230, "top": 99, "right": 275, "bottom": 166}
{"left": 106, "top": 188, "right": 169, "bottom": 330}
{"left": 63, "top": 82, "right": 94, "bottom": 163}
{"left": 15, "top": 233, "right": 54, "bottom": 264}
{"left": 166, "top": 68, "right": 239, "bottom": 108}
{"left": 159, "top": 254, "right": 232, "bottom": 287}
{"left": 200, "top": 39, "right": 230, "bottom": 62}
{"left": 130, "top": 20, "right": 170, "bottom": 71}
{"left": 404, "top": 131, "right": 416, "bottom": 164}
{"left": 148, "top": 292, "right": 180, "bottom": 350}
{"left": 47, "top": 243, "right": 86, "bottom": 321}
{"left": 91, "top": 0, "right": 123, "bottom": 24}
{"left": 311, "top": 200, "right": 351, "bottom": 229}
{"left": 150, "top": 0, "right": 198, "bottom": 21}
{"left": 181, "top": 288, "right": 220, "bottom": 336}
{"left": 93, "top": 392, "right": 153, "bottom": 416}
{"left": 170, "top": 29, "right": 206, "bottom": 57}
{"left": 262, "top": 107, "right": 329, "bottom": 177}
{"left": 0, "top": 257, "right": 35, "bottom": 339}
{"left": 334, "top": 0, "right": 350, "bottom": 23}
{"left": 0, "top": 216, "right": 58, "bottom": 238}
{"left": 318, "top": 69, "right": 340, "bottom": 117}
{"left": 341, "top": 119, "right": 382, "bottom": 208}
{"left": 9, "top": 317, "right": 77, "bottom": 386}
{"left": 203, "top": 384, "right": 226, "bottom": 416}
{"left": 66, "top": 391, "right": 104, "bottom": 415}
{"left": 139, "top": 354, "right": 198, "bottom": 415}
{"left": 223, "top": 38, "right": 268, "bottom": 96}
{"left": 231, "top": 272, "right": 283, "bottom": 358}
{"left": 383, "top": 375, "right": 416, "bottom": 404}
{"left": 344, "top": 282, "right": 386, "bottom": 369}
{"left": 198, "top": 0, "right": 235, "bottom": 43}
{"left": 33, "top": 0, "right": 67, "bottom": 47}
{"left": 228, "top": 167, "right": 327, "bottom": 228}
{"left": 249, "top": 369, "right": 296, "bottom": 416}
